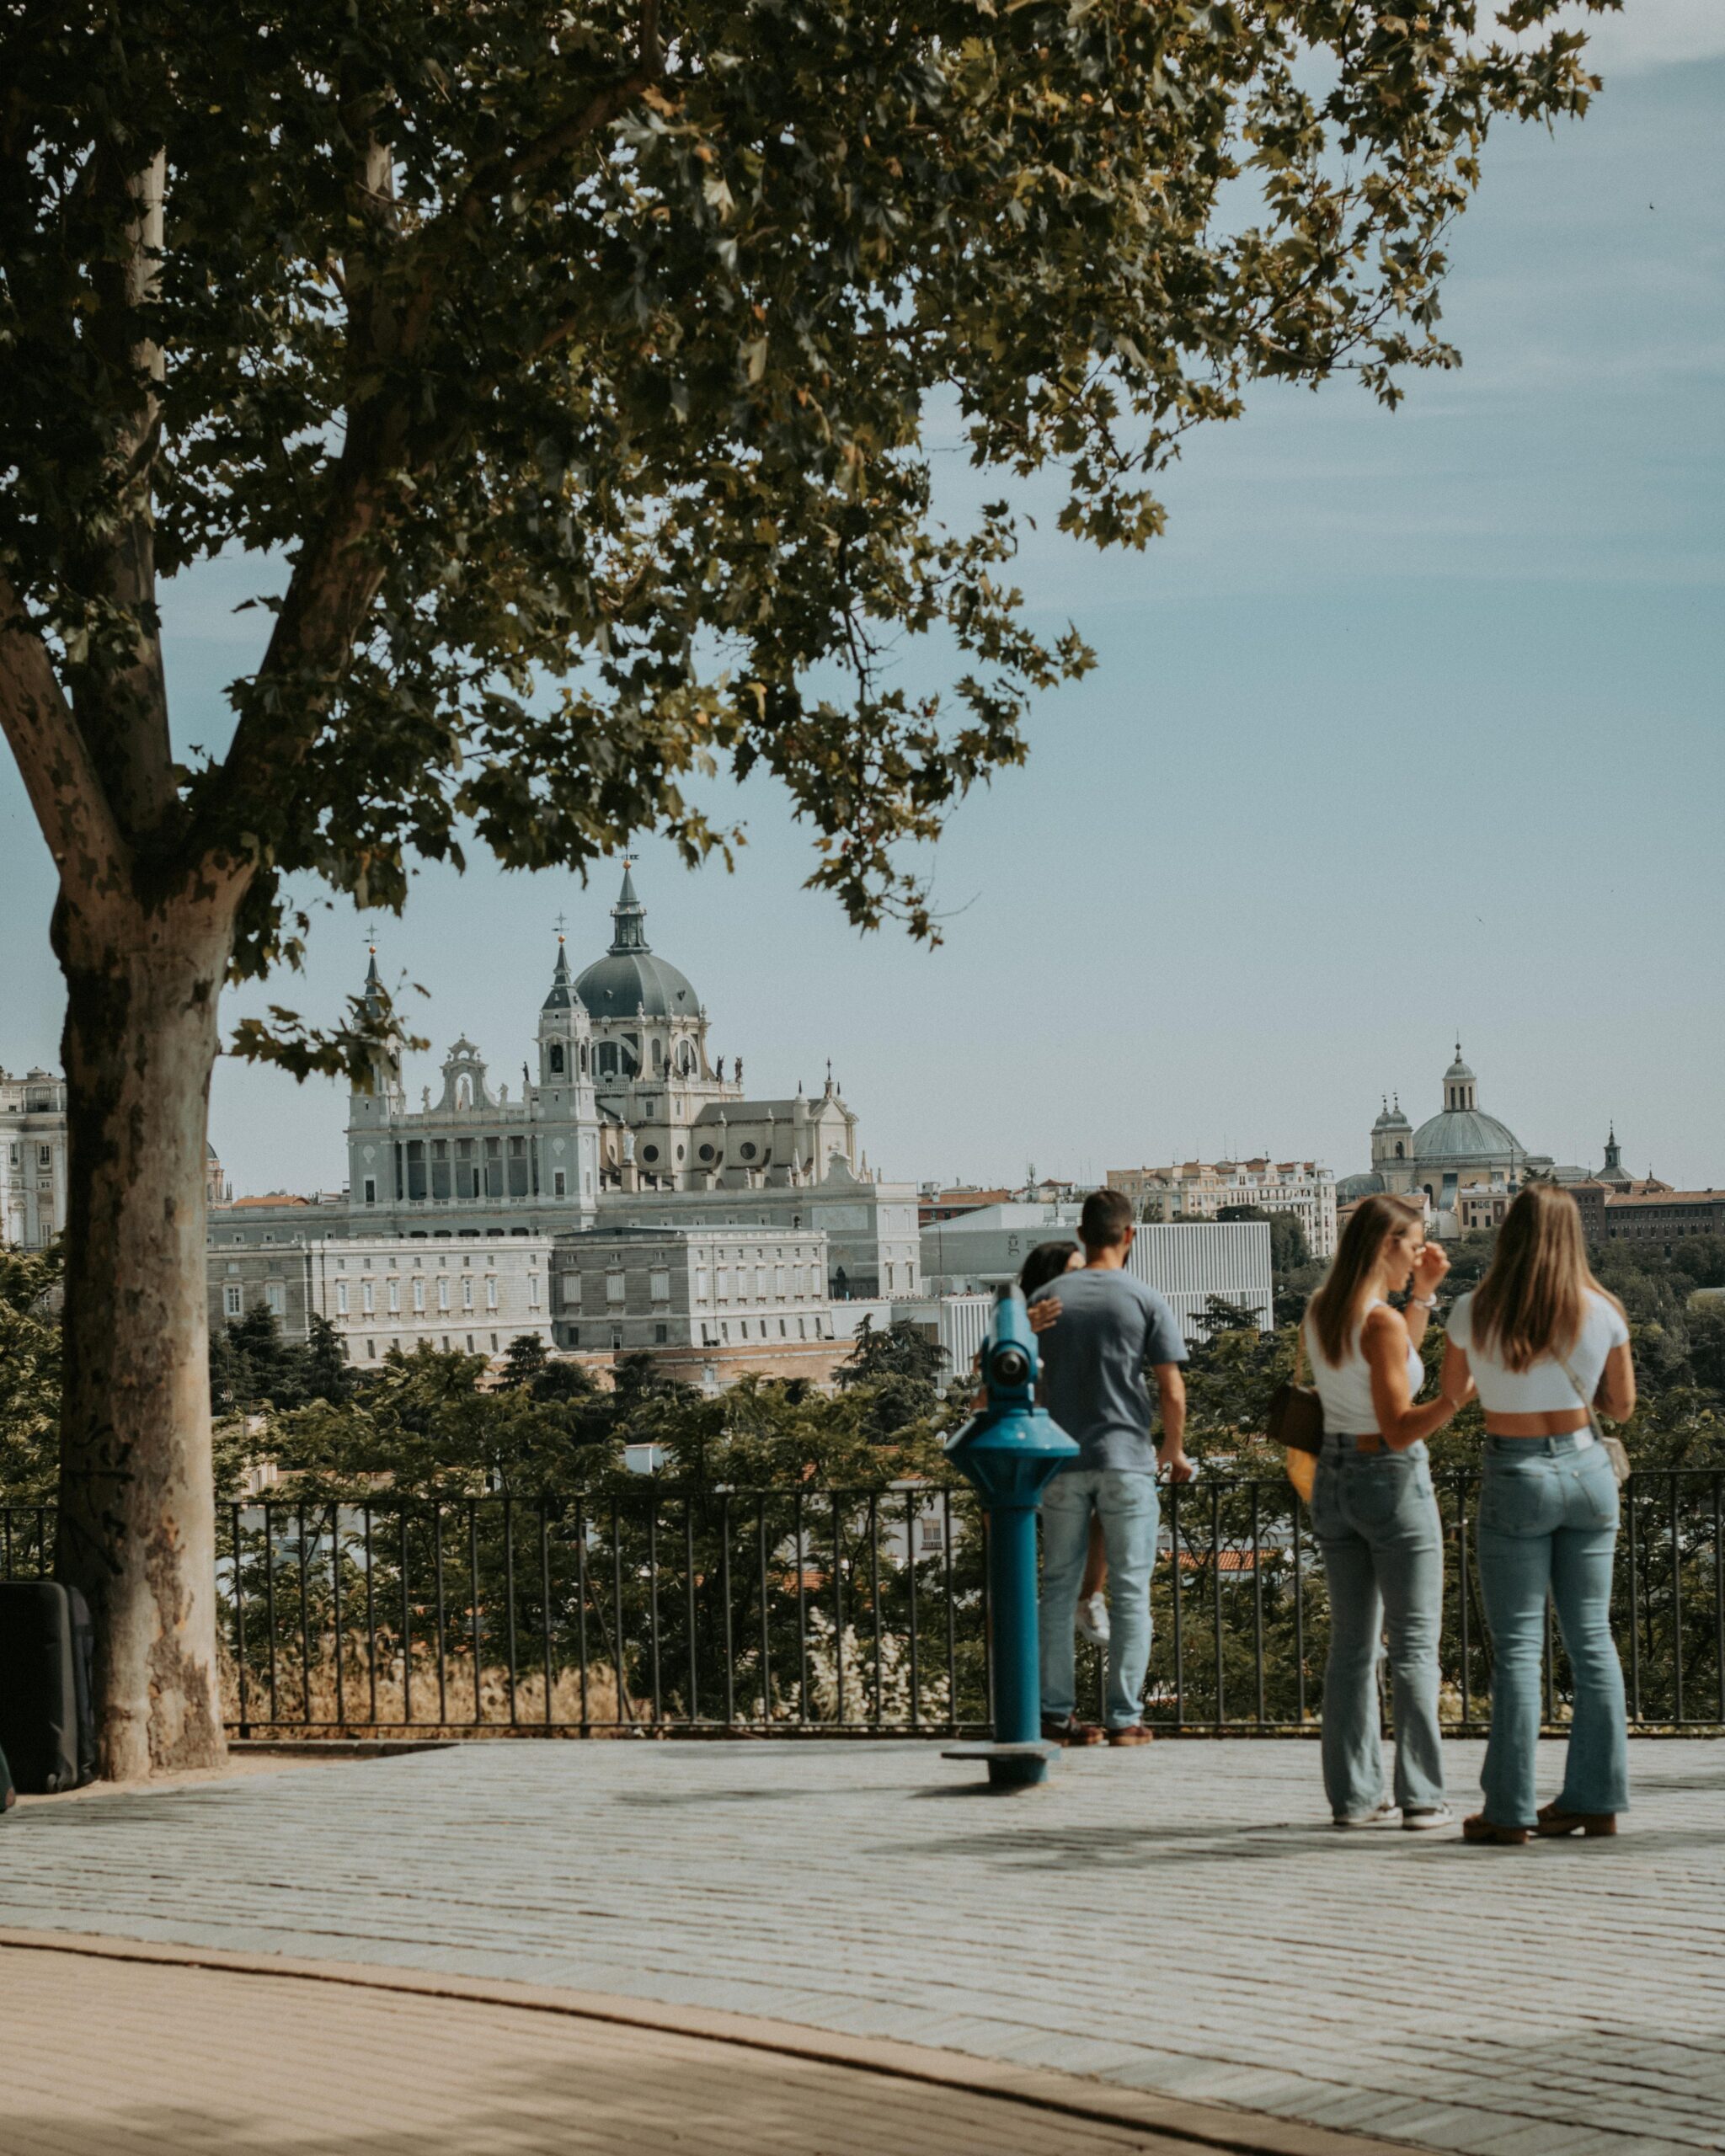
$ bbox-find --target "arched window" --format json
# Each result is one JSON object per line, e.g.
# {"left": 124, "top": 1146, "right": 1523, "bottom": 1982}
{"left": 597, "top": 1043, "right": 619, "bottom": 1076}
{"left": 549, "top": 1043, "right": 565, "bottom": 1075}
{"left": 579, "top": 1043, "right": 589, "bottom": 1072}
{"left": 1395, "top": 1142, "right": 1404, "bottom": 1159}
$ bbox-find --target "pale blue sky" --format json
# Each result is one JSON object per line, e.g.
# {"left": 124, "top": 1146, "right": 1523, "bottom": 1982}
{"left": 3, "top": 13, "right": 1722, "bottom": 1197}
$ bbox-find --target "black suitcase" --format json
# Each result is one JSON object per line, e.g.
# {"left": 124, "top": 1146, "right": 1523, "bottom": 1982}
{"left": 0, "top": 1581, "right": 97, "bottom": 1793}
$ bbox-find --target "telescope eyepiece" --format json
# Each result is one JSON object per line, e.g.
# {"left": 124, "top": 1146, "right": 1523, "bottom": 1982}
{"left": 991, "top": 1346, "right": 1031, "bottom": 1388}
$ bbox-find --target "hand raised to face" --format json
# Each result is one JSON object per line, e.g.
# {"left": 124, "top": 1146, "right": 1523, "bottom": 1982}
{"left": 1412, "top": 1241, "right": 1451, "bottom": 1296}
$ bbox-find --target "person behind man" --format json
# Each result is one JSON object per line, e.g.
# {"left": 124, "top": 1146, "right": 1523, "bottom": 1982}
{"left": 1029, "top": 1187, "right": 1193, "bottom": 1746}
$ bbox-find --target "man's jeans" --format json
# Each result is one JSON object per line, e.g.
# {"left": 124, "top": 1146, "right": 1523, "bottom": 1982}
{"left": 1477, "top": 1434, "right": 1628, "bottom": 1827}
{"left": 1039, "top": 1468, "right": 1159, "bottom": 1730}
{"left": 1310, "top": 1440, "right": 1446, "bottom": 1818}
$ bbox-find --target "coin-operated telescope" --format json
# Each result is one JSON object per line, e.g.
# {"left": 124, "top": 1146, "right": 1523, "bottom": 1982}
{"left": 943, "top": 1286, "right": 1080, "bottom": 1789}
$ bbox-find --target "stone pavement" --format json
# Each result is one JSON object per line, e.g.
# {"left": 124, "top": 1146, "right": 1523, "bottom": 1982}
{"left": 2, "top": 1737, "right": 1722, "bottom": 2156}
{"left": 0, "top": 1940, "right": 1213, "bottom": 2155}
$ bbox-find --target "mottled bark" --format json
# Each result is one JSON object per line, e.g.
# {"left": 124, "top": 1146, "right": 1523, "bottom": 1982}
{"left": 55, "top": 905, "right": 231, "bottom": 1779}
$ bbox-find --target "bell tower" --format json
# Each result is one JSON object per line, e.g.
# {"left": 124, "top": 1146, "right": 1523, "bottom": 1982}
{"left": 347, "top": 946, "right": 405, "bottom": 1214}
{"left": 537, "top": 935, "right": 591, "bottom": 1087}
{"left": 536, "top": 932, "right": 600, "bottom": 1218}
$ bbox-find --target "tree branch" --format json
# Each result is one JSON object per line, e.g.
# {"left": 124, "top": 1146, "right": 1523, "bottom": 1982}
{"left": 0, "top": 571, "right": 131, "bottom": 910}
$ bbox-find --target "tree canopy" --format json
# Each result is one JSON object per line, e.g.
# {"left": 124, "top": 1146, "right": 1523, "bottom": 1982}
{"left": 3, "top": 0, "right": 1612, "bottom": 1058}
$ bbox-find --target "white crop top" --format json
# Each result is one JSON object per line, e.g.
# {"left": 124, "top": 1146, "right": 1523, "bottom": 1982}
{"left": 1304, "top": 1298, "right": 1423, "bottom": 1435}
{"left": 1448, "top": 1288, "right": 1629, "bottom": 1414}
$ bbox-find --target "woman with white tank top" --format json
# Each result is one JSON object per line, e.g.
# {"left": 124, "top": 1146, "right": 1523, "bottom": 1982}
{"left": 1303, "top": 1193, "right": 1470, "bottom": 1828}
{"left": 1439, "top": 1184, "right": 1636, "bottom": 1844}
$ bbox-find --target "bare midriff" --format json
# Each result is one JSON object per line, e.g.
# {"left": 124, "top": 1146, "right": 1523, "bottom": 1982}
{"left": 1482, "top": 1408, "right": 1591, "bottom": 1438}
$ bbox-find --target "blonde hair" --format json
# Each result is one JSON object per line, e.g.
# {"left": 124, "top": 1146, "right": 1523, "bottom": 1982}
{"left": 1308, "top": 1193, "right": 1425, "bottom": 1367}
{"left": 1470, "top": 1182, "right": 1622, "bottom": 1374}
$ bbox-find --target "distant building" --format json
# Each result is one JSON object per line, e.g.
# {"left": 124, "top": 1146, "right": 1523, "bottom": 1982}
{"left": 211, "top": 867, "right": 921, "bottom": 1300}
{"left": 206, "top": 1142, "right": 232, "bottom": 1209}
{"left": 1, "top": 1066, "right": 67, "bottom": 1251}
{"left": 209, "top": 1235, "right": 556, "bottom": 1366}
{"left": 1597, "top": 1189, "right": 1725, "bottom": 1249}
{"left": 1108, "top": 1158, "right": 1337, "bottom": 1260}
{"left": 1338, "top": 1043, "right": 1560, "bottom": 1236}
{"left": 920, "top": 1203, "right": 1273, "bottom": 1338}
{"left": 550, "top": 1225, "right": 835, "bottom": 1356}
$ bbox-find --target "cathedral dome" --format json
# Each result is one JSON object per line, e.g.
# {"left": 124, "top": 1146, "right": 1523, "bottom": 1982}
{"left": 574, "top": 865, "right": 701, "bottom": 1020}
{"left": 1407, "top": 1107, "right": 1524, "bottom": 1162}
{"left": 576, "top": 950, "right": 699, "bottom": 1018}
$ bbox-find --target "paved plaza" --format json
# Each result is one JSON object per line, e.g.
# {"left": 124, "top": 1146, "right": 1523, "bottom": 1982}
{"left": 2, "top": 1736, "right": 1722, "bottom": 2155}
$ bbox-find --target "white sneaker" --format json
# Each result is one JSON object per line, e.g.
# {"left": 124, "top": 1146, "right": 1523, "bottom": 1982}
{"left": 1333, "top": 1801, "right": 1400, "bottom": 1828}
{"left": 1076, "top": 1593, "right": 1110, "bottom": 1646}
{"left": 1401, "top": 1803, "right": 1454, "bottom": 1833}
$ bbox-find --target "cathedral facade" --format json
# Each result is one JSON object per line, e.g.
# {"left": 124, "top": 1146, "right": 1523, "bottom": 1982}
{"left": 345, "top": 866, "right": 861, "bottom": 1231}
{"left": 1338, "top": 1044, "right": 1557, "bottom": 1231}
{"left": 289, "top": 866, "right": 918, "bottom": 1299}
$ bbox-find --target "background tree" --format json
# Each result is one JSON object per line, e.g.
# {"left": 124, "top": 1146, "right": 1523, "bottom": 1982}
{"left": 0, "top": 1, "right": 1610, "bottom": 1773}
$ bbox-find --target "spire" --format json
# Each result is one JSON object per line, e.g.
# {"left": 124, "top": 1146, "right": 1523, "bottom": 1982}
{"left": 542, "top": 935, "right": 575, "bottom": 1011}
{"left": 609, "top": 858, "right": 649, "bottom": 955}
{"left": 362, "top": 944, "right": 385, "bottom": 1019}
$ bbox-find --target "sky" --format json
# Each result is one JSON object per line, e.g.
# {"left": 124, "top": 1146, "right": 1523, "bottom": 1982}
{"left": 3, "top": 8, "right": 1722, "bottom": 1200}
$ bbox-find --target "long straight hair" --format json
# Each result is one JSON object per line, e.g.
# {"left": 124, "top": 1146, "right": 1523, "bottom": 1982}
{"left": 1019, "top": 1241, "right": 1080, "bottom": 1298}
{"left": 1308, "top": 1193, "right": 1425, "bottom": 1367}
{"left": 1471, "top": 1183, "right": 1621, "bottom": 1373}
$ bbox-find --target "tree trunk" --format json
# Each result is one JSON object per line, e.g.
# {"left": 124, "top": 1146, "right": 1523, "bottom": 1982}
{"left": 55, "top": 902, "right": 232, "bottom": 1780}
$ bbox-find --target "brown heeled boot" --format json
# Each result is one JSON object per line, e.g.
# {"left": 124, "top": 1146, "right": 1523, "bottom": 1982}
{"left": 1462, "top": 1813, "right": 1530, "bottom": 1845}
{"left": 1536, "top": 1802, "right": 1617, "bottom": 1838}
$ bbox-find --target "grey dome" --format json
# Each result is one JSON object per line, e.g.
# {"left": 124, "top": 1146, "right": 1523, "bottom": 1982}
{"left": 1409, "top": 1108, "right": 1524, "bottom": 1162}
{"left": 575, "top": 949, "right": 699, "bottom": 1018}
{"left": 1337, "top": 1171, "right": 1386, "bottom": 1201}
{"left": 574, "top": 864, "right": 699, "bottom": 1018}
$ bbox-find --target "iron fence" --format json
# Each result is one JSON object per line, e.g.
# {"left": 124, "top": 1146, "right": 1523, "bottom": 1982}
{"left": 5, "top": 1470, "right": 1723, "bottom": 1737}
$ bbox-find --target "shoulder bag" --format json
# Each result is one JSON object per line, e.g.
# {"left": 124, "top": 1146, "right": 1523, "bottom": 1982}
{"left": 1555, "top": 1348, "right": 1632, "bottom": 1488}
{"left": 1269, "top": 1321, "right": 1324, "bottom": 1503}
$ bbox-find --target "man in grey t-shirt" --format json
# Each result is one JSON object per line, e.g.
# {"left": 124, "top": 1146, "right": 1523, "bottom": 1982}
{"left": 1030, "top": 1187, "right": 1193, "bottom": 1745}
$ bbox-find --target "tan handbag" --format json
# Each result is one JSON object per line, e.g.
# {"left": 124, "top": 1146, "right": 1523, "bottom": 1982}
{"left": 1555, "top": 1349, "right": 1632, "bottom": 1487}
{"left": 1270, "top": 1322, "right": 1324, "bottom": 1503}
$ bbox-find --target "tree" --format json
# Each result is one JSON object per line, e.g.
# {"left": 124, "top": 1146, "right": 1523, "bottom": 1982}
{"left": 1, "top": 3, "right": 1610, "bottom": 1772}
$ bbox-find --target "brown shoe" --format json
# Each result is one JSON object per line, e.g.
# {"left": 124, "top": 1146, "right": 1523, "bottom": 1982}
{"left": 1536, "top": 1802, "right": 1617, "bottom": 1838}
{"left": 1105, "top": 1723, "right": 1154, "bottom": 1747}
{"left": 1040, "top": 1715, "right": 1105, "bottom": 1748}
{"left": 1462, "top": 1812, "right": 1530, "bottom": 1845}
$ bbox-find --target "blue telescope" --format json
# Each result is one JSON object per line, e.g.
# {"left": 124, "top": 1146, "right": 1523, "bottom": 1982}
{"left": 943, "top": 1286, "right": 1080, "bottom": 1789}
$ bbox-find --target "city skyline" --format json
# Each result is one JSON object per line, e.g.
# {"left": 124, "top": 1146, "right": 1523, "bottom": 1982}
{"left": 3, "top": 19, "right": 1721, "bottom": 1201}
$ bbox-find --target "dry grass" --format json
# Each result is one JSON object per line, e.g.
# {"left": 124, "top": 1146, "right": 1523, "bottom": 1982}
{"left": 221, "top": 1641, "right": 637, "bottom": 1738}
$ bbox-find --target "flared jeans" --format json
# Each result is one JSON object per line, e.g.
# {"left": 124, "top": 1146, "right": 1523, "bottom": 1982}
{"left": 1311, "top": 1440, "right": 1447, "bottom": 1819}
{"left": 1477, "top": 1433, "right": 1628, "bottom": 1828}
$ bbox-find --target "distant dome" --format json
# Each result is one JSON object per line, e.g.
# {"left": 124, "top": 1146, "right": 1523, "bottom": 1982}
{"left": 576, "top": 950, "right": 699, "bottom": 1019}
{"left": 1408, "top": 1107, "right": 1524, "bottom": 1163}
{"left": 574, "top": 865, "right": 700, "bottom": 1021}
{"left": 206, "top": 1141, "right": 219, "bottom": 1161}
{"left": 1338, "top": 1171, "right": 1387, "bottom": 1202}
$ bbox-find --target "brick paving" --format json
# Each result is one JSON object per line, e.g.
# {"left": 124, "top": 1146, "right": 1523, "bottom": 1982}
{"left": 0, "top": 1943, "right": 1188, "bottom": 2154}
{"left": 2, "top": 1737, "right": 1722, "bottom": 2155}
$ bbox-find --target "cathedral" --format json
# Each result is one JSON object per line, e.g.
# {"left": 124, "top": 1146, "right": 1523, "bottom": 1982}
{"left": 1338, "top": 1043, "right": 1558, "bottom": 1229}
{"left": 347, "top": 865, "right": 862, "bottom": 1230}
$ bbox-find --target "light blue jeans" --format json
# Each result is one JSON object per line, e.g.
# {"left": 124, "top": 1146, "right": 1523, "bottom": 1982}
{"left": 1477, "top": 1434, "right": 1628, "bottom": 1828}
{"left": 1310, "top": 1440, "right": 1447, "bottom": 1818}
{"left": 1039, "top": 1468, "right": 1160, "bottom": 1730}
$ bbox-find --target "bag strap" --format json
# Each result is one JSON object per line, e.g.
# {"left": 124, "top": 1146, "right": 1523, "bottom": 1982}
{"left": 1295, "top": 1315, "right": 1310, "bottom": 1388}
{"left": 1553, "top": 1348, "right": 1606, "bottom": 1445}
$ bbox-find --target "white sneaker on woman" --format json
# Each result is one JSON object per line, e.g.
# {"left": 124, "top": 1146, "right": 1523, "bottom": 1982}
{"left": 1076, "top": 1593, "right": 1110, "bottom": 1646}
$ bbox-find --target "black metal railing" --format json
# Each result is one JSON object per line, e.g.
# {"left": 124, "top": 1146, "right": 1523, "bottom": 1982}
{"left": 5, "top": 1470, "right": 1723, "bottom": 1737}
